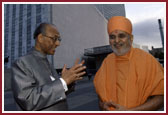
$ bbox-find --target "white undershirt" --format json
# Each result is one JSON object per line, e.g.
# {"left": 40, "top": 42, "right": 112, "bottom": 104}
{"left": 59, "top": 78, "right": 68, "bottom": 92}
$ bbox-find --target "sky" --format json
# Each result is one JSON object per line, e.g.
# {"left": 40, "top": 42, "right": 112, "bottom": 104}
{"left": 125, "top": 3, "right": 166, "bottom": 49}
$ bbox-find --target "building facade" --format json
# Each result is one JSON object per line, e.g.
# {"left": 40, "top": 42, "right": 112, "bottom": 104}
{"left": 4, "top": 4, "right": 125, "bottom": 69}
{"left": 95, "top": 4, "right": 125, "bottom": 20}
{"left": 4, "top": 4, "right": 51, "bottom": 68}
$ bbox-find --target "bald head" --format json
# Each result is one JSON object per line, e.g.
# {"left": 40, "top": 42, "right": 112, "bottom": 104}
{"left": 33, "top": 23, "right": 57, "bottom": 39}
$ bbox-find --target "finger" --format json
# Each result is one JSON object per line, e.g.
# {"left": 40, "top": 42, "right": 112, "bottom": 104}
{"left": 80, "top": 60, "right": 85, "bottom": 65}
{"left": 106, "top": 107, "right": 111, "bottom": 111}
{"left": 72, "top": 59, "right": 85, "bottom": 70}
{"left": 74, "top": 66, "right": 86, "bottom": 73}
{"left": 76, "top": 71, "right": 86, "bottom": 77}
{"left": 62, "top": 64, "right": 67, "bottom": 74}
{"left": 109, "top": 101, "right": 119, "bottom": 108}
{"left": 76, "top": 77, "right": 83, "bottom": 80}
{"left": 105, "top": 102, "right": 113, "bottom": 107}
{"left": 103, "top": 102, "right": 114, "bottom": 111}
{"left": 74, "top": 58, "right": 80, "bottom": 65}
{"left": 104, "top": 103, "right": 110, "bottom": 111}
{"left": 71, "top": 63, "right": 83, "bottom": 70}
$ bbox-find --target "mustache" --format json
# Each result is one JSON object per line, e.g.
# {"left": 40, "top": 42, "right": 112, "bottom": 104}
{"left": 113, "top": 43, "right": 123, "bottom": 47}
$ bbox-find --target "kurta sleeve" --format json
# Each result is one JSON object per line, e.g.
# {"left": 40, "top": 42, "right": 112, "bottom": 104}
{"left": 139, "top": 54, "right": 164, "bottom": 104}
{"left": 150, "top": 57, "right": 164, "bottom": 96}
{"left": 11, "top": 59, "right": 66, "bottom": 110}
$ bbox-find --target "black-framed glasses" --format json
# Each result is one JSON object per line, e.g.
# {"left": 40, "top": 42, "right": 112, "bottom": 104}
{"left": 43, "top": 34, "right": 62, "bottom": 42}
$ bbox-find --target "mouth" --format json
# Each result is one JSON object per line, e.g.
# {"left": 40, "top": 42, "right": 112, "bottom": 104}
{"left": 114, "top": 44, "right": 123, "bottom": 49}
{"left": 53, "top": 48, "right": 56, "bottom": 52}
{"left": 51, "top": 46, "right": 59, "bottom": 53}
{"left": 51, "top": 47, "right": 56, "bottom": 52}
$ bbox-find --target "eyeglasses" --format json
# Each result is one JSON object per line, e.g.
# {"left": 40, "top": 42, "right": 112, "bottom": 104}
{"left": 109, "top": 33, "right": 128, "bottom": 40}
{"left": 43, "top": 34, "right": 62, "bottom": 42}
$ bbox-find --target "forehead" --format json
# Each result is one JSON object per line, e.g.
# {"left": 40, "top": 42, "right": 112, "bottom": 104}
{"left": 110, "top": 30, "right": 126, "bottom": 35}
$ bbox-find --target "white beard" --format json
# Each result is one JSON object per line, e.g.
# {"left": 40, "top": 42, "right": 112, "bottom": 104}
{"left": 111, "top": 39, "right": 132, "bottom": 56}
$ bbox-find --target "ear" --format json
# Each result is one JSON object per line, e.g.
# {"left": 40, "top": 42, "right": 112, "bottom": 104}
{"left": 130, "top": 35, "right": 134, "bottom": 43}
{"left": 37, "top": 33, "right": 43, "bottom": 43}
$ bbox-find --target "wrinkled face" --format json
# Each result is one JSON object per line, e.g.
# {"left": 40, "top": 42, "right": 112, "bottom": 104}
{"left": 109, "top": 30, "right": 133, "bottom": 56}
{"left": 39, "top": 25, "right": 61, "bottom": 55}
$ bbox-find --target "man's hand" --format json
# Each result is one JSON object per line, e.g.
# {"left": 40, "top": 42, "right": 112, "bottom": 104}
{"left": 99, "top": 100, "right": 113, "bottom": 111}
{"left": 99, "top": 100, "right": 127, "bottom": 111}
{"left": 109, "top": 101, "right": 127, "bottom": 111}
{"left": 61, "top": 58, "right": 86, "bottom": 85}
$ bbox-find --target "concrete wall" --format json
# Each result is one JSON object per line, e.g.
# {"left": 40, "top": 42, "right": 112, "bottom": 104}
{"left": 52, "top": 4, "right": 109, "bottom": 68}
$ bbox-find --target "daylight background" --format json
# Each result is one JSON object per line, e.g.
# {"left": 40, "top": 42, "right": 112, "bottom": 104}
{"left": 125, "top": 3, "right": 165, "bottom": 50}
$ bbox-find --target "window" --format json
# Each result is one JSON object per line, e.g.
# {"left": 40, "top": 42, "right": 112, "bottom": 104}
{"left": 11, "top": 5, "right": 16, "bottom": 64}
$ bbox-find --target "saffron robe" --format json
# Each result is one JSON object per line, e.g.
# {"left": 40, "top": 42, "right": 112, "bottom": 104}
{"left": 94, "top": 47, "right": 164, "bottom": 110}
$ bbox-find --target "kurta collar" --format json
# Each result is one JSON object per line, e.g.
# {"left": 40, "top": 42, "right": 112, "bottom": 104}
{"left": 31, "top": 47, "right": 47, "bottom": 59}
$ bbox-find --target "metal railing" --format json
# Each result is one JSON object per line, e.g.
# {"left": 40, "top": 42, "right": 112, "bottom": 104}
{"left": 84, "top": 45, "right": 112, "bottom": 56}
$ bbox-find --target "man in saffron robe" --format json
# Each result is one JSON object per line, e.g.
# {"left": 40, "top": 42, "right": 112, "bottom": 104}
{"left": 94, "top": 16, "right": 164, "bottom": 111}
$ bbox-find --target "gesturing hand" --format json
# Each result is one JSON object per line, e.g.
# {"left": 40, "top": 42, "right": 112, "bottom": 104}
{"left": 61, "top": 58, "right": 86, "bottom": 85}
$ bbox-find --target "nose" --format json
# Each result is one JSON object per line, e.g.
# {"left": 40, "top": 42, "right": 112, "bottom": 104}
{"left": 55, "top": 40, "right": 60, "bottom": 46}
{"left": 115, "top": 36, "right": 120, "bottom": 43}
